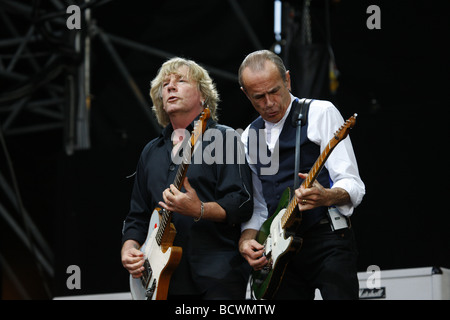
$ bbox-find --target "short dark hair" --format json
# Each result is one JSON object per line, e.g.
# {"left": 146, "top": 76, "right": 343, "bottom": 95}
{"left": 238, "top": 50, "right": 287, "bottom": 90}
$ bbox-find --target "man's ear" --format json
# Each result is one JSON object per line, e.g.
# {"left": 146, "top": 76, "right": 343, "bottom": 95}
{"left": 240, "top": 86, "right": 250, "bottom": 100}
{"left": 285, "top": 70, "right": 291, "bottom": 92}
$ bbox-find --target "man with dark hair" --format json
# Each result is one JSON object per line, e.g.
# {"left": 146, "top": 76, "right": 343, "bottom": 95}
{"left": 238, "top": 50, "right": 365, "bottom": 300}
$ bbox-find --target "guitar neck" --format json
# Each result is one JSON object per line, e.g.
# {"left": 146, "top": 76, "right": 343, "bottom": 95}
{"left": 155, "top": 156, "right": 191, "bottom": 246}
{"left": 173, "top": 161, "right": 189, "bottom": 190}
{"left": 280, "top": 138, "right": 336, "bottom": 229}
{"left": 303, "top": 139, "right": 336, "bottom": 188}
{"left": 152, "top": 108, "right": 210, "bottom": 246}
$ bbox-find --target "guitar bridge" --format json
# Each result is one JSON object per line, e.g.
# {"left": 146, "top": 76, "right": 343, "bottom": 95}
{"left": 141, "top": 259, "right": 153, "bottom": 288}
{"left": 145, "top": 279, "right": 157, "bottom": 299}
{"left": 266, "top": 257, "right": 273, "bottom": 269}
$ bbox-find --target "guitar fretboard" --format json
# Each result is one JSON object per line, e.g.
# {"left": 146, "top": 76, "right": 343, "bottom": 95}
{"left": 153, "top": 109, "right": 210, "bottom": 246}
{"left": 155, "top": 154, "right": 191, "bottom": 246}
{"left": 280, "top": 139, "right": 335, "bottom": 229}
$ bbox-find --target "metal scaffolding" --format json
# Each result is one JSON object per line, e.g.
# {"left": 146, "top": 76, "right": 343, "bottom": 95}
{"left": 0, "top": 0, "right": 265, "bottom": 299}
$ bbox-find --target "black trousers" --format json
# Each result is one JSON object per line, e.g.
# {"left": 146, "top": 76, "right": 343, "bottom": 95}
{"left": 273, "top": 222, "right": 359, "bottom": 300}
{"left": 168, "top": 262, "right": 251, "bottom": 300}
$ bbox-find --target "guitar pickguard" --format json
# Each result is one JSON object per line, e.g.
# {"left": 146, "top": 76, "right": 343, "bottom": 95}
{"left": 265, "top": 209, "right": 293, "bottom": 267}
{"left": 129, "top": 210, "right": 182, "bottom": 300}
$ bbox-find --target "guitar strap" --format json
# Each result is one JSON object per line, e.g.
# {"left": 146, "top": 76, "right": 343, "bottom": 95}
{"left": 292, "top": 98, "right": 313, "bottom": 189}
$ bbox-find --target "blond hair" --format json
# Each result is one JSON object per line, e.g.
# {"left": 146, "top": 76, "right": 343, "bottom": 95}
{"left": 150, "top": 57, "right": 220, "bottom": 127}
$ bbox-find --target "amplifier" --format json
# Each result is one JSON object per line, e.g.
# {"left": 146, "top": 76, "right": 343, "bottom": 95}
{"left": 357, "top": 266, "right": 450, "bottom": 300}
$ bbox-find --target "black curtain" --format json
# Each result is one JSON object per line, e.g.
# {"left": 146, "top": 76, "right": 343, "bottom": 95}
{"left": 282, "top": 0, "right": 333, "bottom": 101}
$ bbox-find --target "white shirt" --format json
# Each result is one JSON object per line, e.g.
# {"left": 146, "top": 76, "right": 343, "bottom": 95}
{"left": 240, "top": 94, "right": 365, "bottom": 231}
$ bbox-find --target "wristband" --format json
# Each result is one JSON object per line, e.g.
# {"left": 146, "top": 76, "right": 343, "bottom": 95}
{"left": 194, "top": 201, "right": 204, "bottom": 222}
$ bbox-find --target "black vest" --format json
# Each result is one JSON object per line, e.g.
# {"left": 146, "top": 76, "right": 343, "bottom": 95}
{"left": 248, "top": 99, "right": 330, "bottom": 233}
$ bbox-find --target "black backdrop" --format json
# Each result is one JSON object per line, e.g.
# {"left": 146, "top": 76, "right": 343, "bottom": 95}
{"left": 1, "top": 0, "right": 449, "bottom": 299}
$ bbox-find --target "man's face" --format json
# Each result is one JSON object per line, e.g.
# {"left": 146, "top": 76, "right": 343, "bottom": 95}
{"left": 241, "top": 61, "right": 292, "bottom": 123}
{"left": 162, "top": 65, "right": 203, "bottom": 117}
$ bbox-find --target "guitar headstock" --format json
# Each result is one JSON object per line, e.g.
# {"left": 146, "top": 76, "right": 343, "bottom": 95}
{"left": 190, "top": 107, "right": 211, "bottom": 146}
{"left": 333, "top": 113, "right": 357, "bottom": 143}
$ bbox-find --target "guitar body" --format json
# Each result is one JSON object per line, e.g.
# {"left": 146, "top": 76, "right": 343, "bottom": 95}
{"left": 130, "top": 208, "right": 182, "bottom": 300}
{"left": 251, "top": 188, "right": 303, "bottom": 300}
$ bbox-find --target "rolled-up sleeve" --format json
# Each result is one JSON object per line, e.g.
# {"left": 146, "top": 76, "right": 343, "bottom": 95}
{"left": 308, "top": 100, "right": 366, "bottom": 216}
